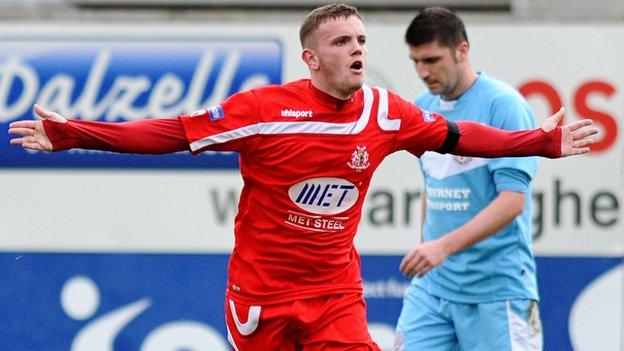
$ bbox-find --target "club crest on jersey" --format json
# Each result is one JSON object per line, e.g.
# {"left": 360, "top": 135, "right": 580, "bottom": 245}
{"left": 421, "top": 108, "right": 436, "bottom": 122}
{"left": 347, "top": 146, "right": 371, "bottom": 171}
{"left": 454, "top": 156, "right": 473, "bottom": 164}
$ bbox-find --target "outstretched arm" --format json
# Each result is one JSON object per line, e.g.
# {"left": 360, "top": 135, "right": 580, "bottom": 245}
{"left": 447, "top": 108, "right": 598, "bottom": 158}
{"left": 9, "top": 105, "right": 189, "bottom": 154}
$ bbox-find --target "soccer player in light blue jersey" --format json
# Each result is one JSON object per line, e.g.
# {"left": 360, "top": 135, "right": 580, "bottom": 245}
{"left": 394, "top": 8, "right": 543, "bottom": 351}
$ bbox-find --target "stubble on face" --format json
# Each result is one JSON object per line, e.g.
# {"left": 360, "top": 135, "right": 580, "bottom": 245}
{"left": 409, "top": 42, "right": 461, "bottom": 98}
{"left": 312, "top": 16, "right": 367, "bottom": 99}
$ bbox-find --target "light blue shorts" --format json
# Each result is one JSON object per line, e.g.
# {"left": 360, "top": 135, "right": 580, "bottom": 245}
{"left": 394, "top": 285, "right": 542, "bottom": 351}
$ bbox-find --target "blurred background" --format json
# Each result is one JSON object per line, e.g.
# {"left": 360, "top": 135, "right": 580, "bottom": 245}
{"left": 0, "top": 0, "right": 622, "bottom": 350}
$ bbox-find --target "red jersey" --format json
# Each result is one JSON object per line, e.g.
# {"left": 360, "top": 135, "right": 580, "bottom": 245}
{"left": 41, "top": 78, "right": 561, "bottom": 305}
{"left": 180, "top": 79, "right": 449, "bottom": 305}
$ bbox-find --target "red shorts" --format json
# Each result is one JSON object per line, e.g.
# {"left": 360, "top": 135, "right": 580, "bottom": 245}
{"left": 225, "top": 293, "right": 381, "bottom": 351}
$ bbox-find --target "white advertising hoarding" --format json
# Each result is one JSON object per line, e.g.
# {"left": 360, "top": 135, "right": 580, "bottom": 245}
{"left": 0, "top": 22, "right": 620, "bottom": 256}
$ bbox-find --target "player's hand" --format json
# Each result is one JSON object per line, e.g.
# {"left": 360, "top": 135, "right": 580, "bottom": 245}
{"left": 541, "top": 107, "right": 598, "bottom": 157}
{"left": 400, "top": 240, "right": 450, "bottom": 278}
{"left": 8, "top": 104, "right": 66, "bottom": 151}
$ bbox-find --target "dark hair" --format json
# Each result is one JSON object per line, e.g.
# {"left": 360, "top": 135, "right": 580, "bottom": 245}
{"left": 405, "top": 7, "right": 468, "bottom": 49}
{"left": 299, "top": 3, "right": 361, "bottom": 48}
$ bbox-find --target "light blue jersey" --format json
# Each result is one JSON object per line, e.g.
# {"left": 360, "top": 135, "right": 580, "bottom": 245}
{"left": 415, "top": 73, "right": 539, "bottom": 303}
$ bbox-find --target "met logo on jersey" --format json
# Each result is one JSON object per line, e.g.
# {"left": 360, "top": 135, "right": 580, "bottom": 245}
{"left": 288, "top": 177, "right": 359, "bottom": 215}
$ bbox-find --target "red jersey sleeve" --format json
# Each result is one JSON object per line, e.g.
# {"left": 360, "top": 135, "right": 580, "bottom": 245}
{"left": 453, "top": 121, "right": 562, "bottom": 158}
{"left": 389, "top": 92, "right": 448, "bottom": 156}
{"left": 43, "top": 118, "right": 188, "bottom": 154}
{"left": 179, "top": 90, "right": 261, "bottom": 154}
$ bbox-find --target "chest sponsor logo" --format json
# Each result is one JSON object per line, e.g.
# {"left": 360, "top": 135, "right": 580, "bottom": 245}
{"left": 285, "top": 210, "right": 348, "bottom": 233}
{"left": 288, "top": 177, "right": 358, "bottom": 215}
{"left": 426, "top": 187, "right": 471, "bottom": 212}
{"left": 347, "top": 146, "right": 370, "bottom": 171}
{"left": 280, "top": 109, "right": 313, "bottom": 118}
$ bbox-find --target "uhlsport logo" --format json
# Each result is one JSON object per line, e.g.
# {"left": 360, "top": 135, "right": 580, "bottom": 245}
{"left": 288, "top": 177, "right": 359, "bottom": 215}
{"left": 0, "top": 38, "right": 282, "bottom": 168}
{"left": 280, "top": 109, "right": 313, "bottom": 118}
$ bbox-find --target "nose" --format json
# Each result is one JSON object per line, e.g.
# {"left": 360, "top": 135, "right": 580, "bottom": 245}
{"left": 352, "top": 44, "right": 363, "bottom": 57}
{"left": 416, "top": 63, "right": 429, "bottom": 80}
{"left": 352, "top": 40, "right": 365, "bottom": 56}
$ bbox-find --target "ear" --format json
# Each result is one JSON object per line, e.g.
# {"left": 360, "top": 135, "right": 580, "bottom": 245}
{"left": 456, "top": 42, "right": 470, "bottom": 63}
{"left": 302, "top": 48, "right": 320, "bottom": 71}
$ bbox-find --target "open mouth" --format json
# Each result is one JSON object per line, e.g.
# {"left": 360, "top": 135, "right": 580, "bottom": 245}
{"left": 350, "top": 61, "right": 363, "bottom": 72}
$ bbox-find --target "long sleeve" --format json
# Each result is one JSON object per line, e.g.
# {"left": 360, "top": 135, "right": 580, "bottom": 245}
{"left": 43, "top": 118, "right": 189, "bottom": 154}
{"left": 451, "top": 121, "right": 562, "bottom": 158}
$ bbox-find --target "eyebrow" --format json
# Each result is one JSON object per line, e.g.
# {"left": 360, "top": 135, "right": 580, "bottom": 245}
{"left": 411, "top": 54, "right": 442, "bottom": 62}
{"left": 331, "top": 35, "right": 351, "bottom": 43}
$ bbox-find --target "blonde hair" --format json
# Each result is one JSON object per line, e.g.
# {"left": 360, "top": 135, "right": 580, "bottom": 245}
{"left": 299, "top": 3, "right": 361, "bottom": 48}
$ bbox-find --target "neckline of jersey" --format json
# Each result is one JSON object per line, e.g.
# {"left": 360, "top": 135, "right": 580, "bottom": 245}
{"left": 308, "top": 80, "right": 357, "bottom": 109}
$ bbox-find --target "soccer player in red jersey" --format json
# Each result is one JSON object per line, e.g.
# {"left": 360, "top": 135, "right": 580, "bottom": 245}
{"left": 9, "top": 4, "right": 596, "bottom": 351}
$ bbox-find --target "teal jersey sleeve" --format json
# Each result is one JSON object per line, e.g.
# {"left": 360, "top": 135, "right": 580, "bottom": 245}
{"left": 492, "top": 168, "right": 531, "bottom": 193}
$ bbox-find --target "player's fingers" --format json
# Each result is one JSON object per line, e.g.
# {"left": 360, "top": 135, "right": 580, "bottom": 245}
{"left": 415, "top": 261, "right": 432, "bottom": 278}
{"left": 401, "top": 256, "right": 421, "bottom": 277}
{"left": 571, "top": 147, "right": 591, "bottom": 155}
{"left": 565, "top": 119, "right": 593, "bottom": 132}
{"left": 34, "top": 104, "right": 66, "bottom": 123}
{"left": 8, "top": 127, "right": 35, "bottom": 137}
{"left": 400, "top": 250, "right": 417, "bottom": 270}
{"left": 400, "top": 259, "right": 416, "bottom": 276}
{"left": 8, "top": 120, "right": 37, "bottom": 129}
{"left": 399, "top": 258, "right": 409, "bottom": 274}
{"left": 22, "top": 142, "right": 45, "bottom": 151}
{"left": 11, "top": 135, "right": 38, "bottom": 145}
{"left": 416, "top": 265, "right": 431, "bottom": 278}
{"left": 541, "top": 107, "right": 565, "bottom": 133}
{"left": 573, "top": 139, "right": 593, "bottom": 149}
{"left": 9, "top": 137, "right": 24, "bottom": 145}
{"left": 33, "top": 104, "right": 53, "bottom": 119}
{"left": 399, "top": 256, "right": 409, "bottom": 271}
{"left": 11, "top": 135, "right": 41, "bottom": 149}
{"left": 572, "top": 127, "right": 599, "bottom": 140}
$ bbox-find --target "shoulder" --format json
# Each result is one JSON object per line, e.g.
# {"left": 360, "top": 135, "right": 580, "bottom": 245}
{"left": 247, "top": 79, "right": 308, "bottom": 98}
{"left": 478, "top": 74, "right": 526, "bottom": 106}
{"left": 415, "top": 91, "right": 436, "bottom": 108}
{"left": 476, "top": 74, "right": 535, "bottom": 128}
{"left": 232, "top": 80, "right": 310, "bottom": 113}
{"left": 379, "top": 88, "right": 418, "bottom": 112}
